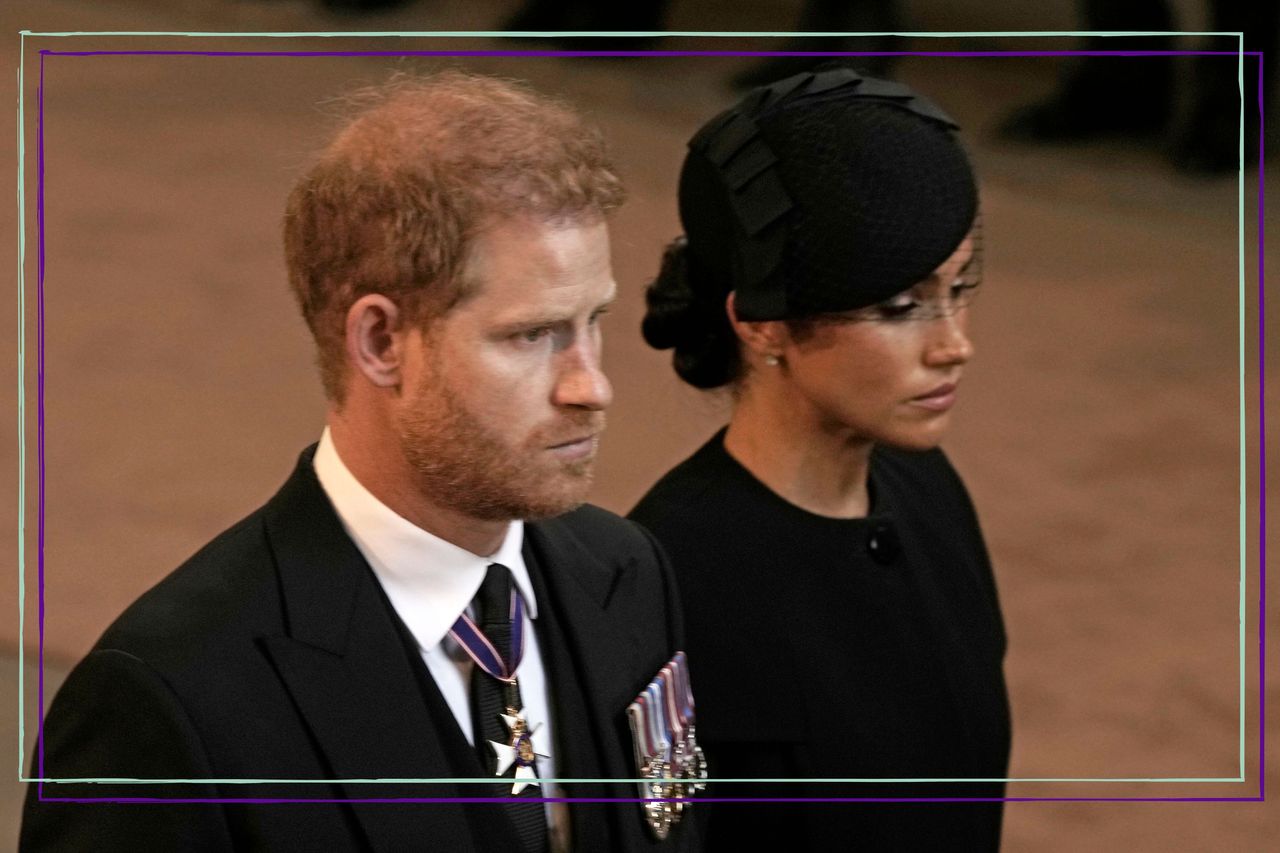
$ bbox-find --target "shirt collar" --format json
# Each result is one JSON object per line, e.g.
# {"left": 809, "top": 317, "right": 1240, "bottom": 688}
{"left": 312, "top": 428, "right": 538, "bottom": 652}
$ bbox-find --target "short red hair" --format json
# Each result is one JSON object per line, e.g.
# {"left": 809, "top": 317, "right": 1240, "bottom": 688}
{"left": 283, "top": 70, "right": 625, "bottom": 403}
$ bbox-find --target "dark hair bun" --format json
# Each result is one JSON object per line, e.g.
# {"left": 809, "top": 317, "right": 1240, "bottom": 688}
{"left": 641, "top": 237, "right": 741, "bottom": 389}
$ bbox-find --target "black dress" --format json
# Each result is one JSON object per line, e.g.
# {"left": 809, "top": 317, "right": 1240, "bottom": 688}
{"left": 629, "top": 429, "right": 1011, "bottom": 852}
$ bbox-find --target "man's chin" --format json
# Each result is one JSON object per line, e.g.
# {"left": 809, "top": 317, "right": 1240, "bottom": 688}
{"left": 473, "top": 494, "right": 588, "bottom": 523}
{"left": 519, "top": 496, "right": 588, "bottom": 521}
{"left": 520, "top": 472, "right": 595, "bottom": 520}
{"left": 460, "top": 470, "right": 595, "bottom": 522}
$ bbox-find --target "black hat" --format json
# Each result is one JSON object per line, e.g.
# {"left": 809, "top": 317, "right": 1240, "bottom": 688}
{"left": 678, "top": 67, "right": 978, "bottom": 321}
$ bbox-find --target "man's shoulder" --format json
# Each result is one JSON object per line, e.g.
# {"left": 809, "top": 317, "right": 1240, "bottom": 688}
{"left": 529, "top": 504, "right": 678, "bottom": 636}
{"left": 96, "top": 448, "right": 328, "bottom": 659}
{"left": 533, "top": 502, "right": 658, "bottom": 561}
{"left": 95, "top": 503, "right": 283, "bottom": 664}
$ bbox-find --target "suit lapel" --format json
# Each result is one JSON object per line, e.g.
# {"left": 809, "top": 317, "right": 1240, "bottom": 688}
{"left": 525, "top": 518, "right": 651, "bottom": 852}
{"left": 525, "top": 519, "right": 644, "bottom": 767}
{"left": 256, "top": 449, "right": 480, "bottom": 853}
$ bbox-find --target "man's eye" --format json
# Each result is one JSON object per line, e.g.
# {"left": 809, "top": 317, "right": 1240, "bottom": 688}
{"left": 518, "top": 327, "right": 551, "bottom": 343}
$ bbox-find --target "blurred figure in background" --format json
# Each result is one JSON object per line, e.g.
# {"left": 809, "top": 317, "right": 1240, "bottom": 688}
{"left": 503, "top": 0, "right": 906, "bottom": 82}
{"left": 998, "top": 0, "right": 1275, "bottom": 174}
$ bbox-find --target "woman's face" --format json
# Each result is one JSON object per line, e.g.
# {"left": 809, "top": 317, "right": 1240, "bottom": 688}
{"left": 777, "top": 237, "right": 977, "bottom": 451}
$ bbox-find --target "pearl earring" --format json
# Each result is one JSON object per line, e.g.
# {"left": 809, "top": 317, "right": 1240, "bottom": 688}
{"left": 764, "top": 355, "right": 780, "bottom": 366}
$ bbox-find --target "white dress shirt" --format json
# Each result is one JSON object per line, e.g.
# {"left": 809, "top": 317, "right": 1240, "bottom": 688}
{"left": 312, "top": 429, "right": 562, "bottom": 808}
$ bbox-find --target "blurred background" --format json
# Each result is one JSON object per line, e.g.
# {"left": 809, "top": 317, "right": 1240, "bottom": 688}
{"left": 4, "top": 0, "right": 1276, "bottom": 849}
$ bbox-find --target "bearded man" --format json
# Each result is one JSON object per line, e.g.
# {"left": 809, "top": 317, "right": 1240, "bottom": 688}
{"left": 23, "top": 71, "right": 699, "bottom": 853}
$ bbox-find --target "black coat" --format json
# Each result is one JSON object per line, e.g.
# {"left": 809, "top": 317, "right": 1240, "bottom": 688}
{"left": 23, "top": 447, "right": 700, "bottom": 853}
{"left": 630, "top": 432, "right": 1010, "bottom": 852}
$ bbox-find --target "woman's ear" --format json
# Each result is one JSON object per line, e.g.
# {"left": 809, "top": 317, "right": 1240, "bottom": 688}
{"left": 726, "top": 291, "right": 788, "bottom": 366}
{"left": 345, "top": 294, "right": 406, "bottom": 389}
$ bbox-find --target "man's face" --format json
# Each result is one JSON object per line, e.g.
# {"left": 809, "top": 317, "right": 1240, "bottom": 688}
{"left": 394, "top": 216, "right": 615, "bottom": 521}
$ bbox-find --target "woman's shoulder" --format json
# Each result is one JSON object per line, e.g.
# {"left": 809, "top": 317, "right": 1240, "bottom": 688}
{"left": 870, "top": 445, "right": 987, "bottom": 544}
{"left": 872, "top": 444, "right": 970, "bottom": 499}
{"left": 628, "top": 431, "right": 735, "bottom": 536}
{"left": 871, "top": 445, "right": 988, "bottom": 558}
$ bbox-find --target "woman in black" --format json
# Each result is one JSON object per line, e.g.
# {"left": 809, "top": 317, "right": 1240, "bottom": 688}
{"left": 629, "top": 68, "right": 1011, "bottom": 851}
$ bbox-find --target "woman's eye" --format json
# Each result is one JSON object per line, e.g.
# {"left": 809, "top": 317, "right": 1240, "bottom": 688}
{"left": 951, "top": 279, "right": 981, "bottom": 303}
{"left": 875, "top": 299, "right": 919, "bottom": 320}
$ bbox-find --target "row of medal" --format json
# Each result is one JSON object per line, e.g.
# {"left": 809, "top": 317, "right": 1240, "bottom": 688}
{"left": 626, "top": 651, "right": 707, "bottom": 840}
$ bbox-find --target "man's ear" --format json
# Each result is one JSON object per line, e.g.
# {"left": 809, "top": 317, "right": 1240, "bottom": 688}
{"left": 345, "top": 294, "right": 406, "bottom": 389}
{"left": 725, "top": 291, "right": 788, "bottom": 364}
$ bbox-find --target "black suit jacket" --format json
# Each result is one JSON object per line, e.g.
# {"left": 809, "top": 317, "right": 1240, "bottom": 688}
{"left": 23, "top": 447, "right": 698, "bottom": 852}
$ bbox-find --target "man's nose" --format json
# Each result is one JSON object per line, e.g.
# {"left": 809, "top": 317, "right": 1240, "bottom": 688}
{"left": 553, "top": 343, "right": 613, "bottom": 411}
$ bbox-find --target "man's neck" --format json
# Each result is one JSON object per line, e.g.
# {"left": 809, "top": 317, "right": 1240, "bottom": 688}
{"left": 327, "top": 412, "right": 508, "bottom": 557}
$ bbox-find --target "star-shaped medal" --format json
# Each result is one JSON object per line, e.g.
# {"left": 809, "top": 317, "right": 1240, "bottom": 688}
{"left": 489, "top": 707, "right": 548, "bottom": 794}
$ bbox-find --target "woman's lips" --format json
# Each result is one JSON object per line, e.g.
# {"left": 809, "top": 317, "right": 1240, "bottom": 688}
{"left": 909, "top": 382, "right": 958, "bottom": 412}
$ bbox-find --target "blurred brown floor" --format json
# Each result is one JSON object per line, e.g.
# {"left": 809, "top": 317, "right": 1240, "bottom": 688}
{"left": 4, "top": 0, "right": 1278, "bottom": 849}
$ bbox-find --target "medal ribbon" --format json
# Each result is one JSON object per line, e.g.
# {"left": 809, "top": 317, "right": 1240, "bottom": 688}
{"left": 449, "top": 586, "right": 526, "bottom": 683}
{"left": 635, "top": 691, "right": 657, "bottom": 759}
{"left": 648, "top": 682, "right": 670, "bottom": 755}
{"left": 661, "top": 662, "right": 684, "bottom": 745}
{"left": 673, "top": 651, "right": 695, "bottom": 730}
{"left": 628, "top": 651, "right": 698, "bottom": 771}
{"left": 628, "top": 683, "right": 669, "bottom": 762}
{"left": 628, "top": 701, "right": 656, "bottom": 767}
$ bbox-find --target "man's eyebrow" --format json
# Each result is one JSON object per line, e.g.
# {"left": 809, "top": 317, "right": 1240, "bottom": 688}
{"left": 494, "top": 294, "right": 618, "bottom": 333}
{"left": 494, "top": 312, "right": 564, "bottom": 333}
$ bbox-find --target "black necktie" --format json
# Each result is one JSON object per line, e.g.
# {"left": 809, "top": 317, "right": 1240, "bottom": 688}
{"left": 469, "top": 563, "right": 549, "bottom": 853}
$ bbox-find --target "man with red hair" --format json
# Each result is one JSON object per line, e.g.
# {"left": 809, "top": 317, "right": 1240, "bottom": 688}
{"left": 24, "top": 71, "right": 699, "bottom": 853}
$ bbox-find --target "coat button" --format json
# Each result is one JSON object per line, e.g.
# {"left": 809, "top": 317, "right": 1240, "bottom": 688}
{"left": 866, "top": 522, "right": 900, "bottom": 565}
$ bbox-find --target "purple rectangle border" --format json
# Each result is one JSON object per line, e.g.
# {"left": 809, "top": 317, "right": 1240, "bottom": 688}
{"left": 27, "top": 46, "right": 1267, "bottom": 805}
